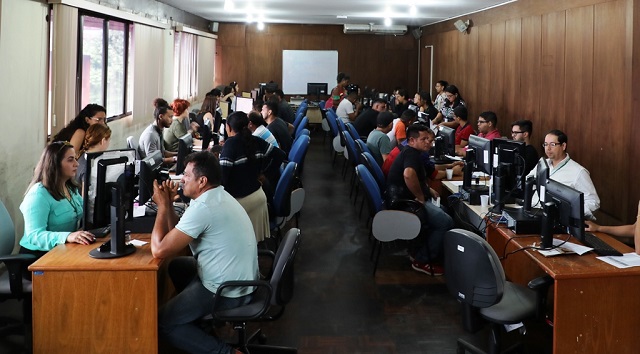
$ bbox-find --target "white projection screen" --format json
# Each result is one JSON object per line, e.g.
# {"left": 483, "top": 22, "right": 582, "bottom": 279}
{"left": 282, "top": 50, "right": 338, "bottom": 95}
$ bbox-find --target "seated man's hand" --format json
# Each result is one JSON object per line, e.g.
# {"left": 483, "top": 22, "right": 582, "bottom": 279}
{"left": 152, "top": 180, "right": 179, "bottom": 208}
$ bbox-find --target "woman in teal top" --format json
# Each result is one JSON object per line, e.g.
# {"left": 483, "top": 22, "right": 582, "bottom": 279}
{"left": 19, "top": 142, "right": 97, "bottom": 278}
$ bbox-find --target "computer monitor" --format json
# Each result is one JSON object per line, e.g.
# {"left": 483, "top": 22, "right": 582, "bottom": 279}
{"left": 235, "top": 97, "right": 253, "bottom": 114}
{"left": 82, "top": 149, "right": 136, "bottom": 229}
{"left": 434, "top": 126, "right": 455, "bottom": 162}
{"left": 137, "top": 150, "right": 165, "bottom": 205}
{"left": 251, "top": 89, "right": 259, "bottom": 100}
{"left": 307, "top": 82, "right": 328, "bottom": 100}
{"left": 539, "top": 179, "right": 584, "bottom": 248}
{"left": 176, "top": 133, "right": 193, "bottom": 175}
{"left": 491, "top": 138, "right": 526, "bottom": 209}
{"left": 91, "top": 158, "right": 136, "bottom": 231}
{"left": 468, "top": 135, "right": 492, "bottom": 175}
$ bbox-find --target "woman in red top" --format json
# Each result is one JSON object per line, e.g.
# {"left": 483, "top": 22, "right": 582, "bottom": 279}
{"left": 326, "top": 72, "right": 350, "bottom": 110}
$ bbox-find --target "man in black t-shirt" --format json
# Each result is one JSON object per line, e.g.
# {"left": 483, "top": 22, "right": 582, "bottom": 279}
{"left": 353, "top": 98, "right": 388, "bottom": 138}
{"left": 386, "top": 124, "right": 453, "bottom": 276}
{"left": 262, "top": 100, "right": 292, "bottom": 153}
{"left": 511, "top": 119, "right": 540, "bottom": 175}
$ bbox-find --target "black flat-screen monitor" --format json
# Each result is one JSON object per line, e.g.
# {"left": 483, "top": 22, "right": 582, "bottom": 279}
{"left": 540, "top": 179, "right": 584, "bottom": 248}
{"left": 434, "top": 126, "right": 456, "bottom": 159}
{"left": 235, "top": 97, "right": 253, "bottom": 114}
{"left": 491, "top": 138, "right": 526, "bottom": 207}
{"left": 536, "top": 158, "right": 550, "bottom": 202}
{"left": 468, "top": 135, "right": 492, "bottom": 175}
{"left": 307, "top": 83, "right": 328, "bottom": 99}
{"left": 176, "top": 133, "right": 193, "bottom": 175}
{"left": 138, "top": 150, "right": 165, "bottom": 205}
{"left": 82, "top": 149, "right": 136, "bottom": 229}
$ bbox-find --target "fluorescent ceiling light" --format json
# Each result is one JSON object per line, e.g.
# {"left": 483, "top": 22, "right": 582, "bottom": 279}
{"left": 409, "top": 5, "right": 417, "bottom": 17}
{"left": 224, "top": 0, "right": 234, "bottom": 11}
{"left": 384, "top": 17, "right": 392, "bottom": 26}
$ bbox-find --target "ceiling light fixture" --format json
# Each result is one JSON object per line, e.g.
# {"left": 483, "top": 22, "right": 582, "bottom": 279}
{"left": 384, "top": 17, "right": 392, "bottom": 27}
{"left": 224, "top": 0, "right": 234, "bottom": 11}
{"left": 409, "top": 5, "right": 417, "bottom": 17}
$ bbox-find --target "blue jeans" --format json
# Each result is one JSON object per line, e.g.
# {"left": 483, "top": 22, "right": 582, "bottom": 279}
{"left": 414, "top": 201, "right": 454, "bottom": 264}
{"left": 159, "top": 257, "right": 252, "bottom": 354}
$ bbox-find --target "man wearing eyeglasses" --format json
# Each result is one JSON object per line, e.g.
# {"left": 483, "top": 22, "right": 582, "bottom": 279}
{"left": 510, "top": 119, "right": 539, "bottom": 174}
{"left": 477, "top": 111, "right": 501, "bottom": 140}
{"left": 527, "top": 129, "right": 600, "bottom": 218}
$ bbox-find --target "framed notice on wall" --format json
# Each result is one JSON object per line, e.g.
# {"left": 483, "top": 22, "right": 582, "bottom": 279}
{"left": 282, "top": 50, "right": 338, "bottom": 95}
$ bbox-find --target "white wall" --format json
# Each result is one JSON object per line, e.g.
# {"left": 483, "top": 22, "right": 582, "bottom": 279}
{"left": 0, "top": 0, "right": 49, "bottom": 248}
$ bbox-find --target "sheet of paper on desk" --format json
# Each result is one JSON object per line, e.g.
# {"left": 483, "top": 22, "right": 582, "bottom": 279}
{"left": 129, "top": 239, "right": 148, "bottom": 246}
{"left": 472, "top": 172, "right": 489, "bottom": 179}
{"left": 133, "top": 205, "right": 146, "bottom": 218}
{"left": 537, "top": 239, "right": 591, "bottom": 257}
{"left": 444, "top": 154, "right": 463, "bottom": 161}
{"left": 597, "top": 253, "right": 640, "bottom": 268}
{"left": 450, "top": 181, "right": 464, "bottom": 187}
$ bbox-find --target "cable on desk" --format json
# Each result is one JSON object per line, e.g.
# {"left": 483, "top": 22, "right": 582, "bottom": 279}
{"left": 500, "top": 233, "right": 572, "bottom": 260}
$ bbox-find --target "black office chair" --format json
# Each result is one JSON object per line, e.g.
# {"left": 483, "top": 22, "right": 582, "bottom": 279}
{"left": 0, "top": 200, "right": 34, "bottom": 349}
{"left": 213, "top": 228, "right": 301, "bottom": 354}
{"left": 443, "top": 229, "right": 552, "bottom": 354}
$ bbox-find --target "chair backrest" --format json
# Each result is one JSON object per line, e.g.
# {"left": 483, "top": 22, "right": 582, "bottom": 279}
{"left": 354, "top": 139, "right": 372, "bottom": 165}
{"left": 272, "top": 162, "right": 298, "bottom": 218}
{"left": 295, "top": 102, "right": 308, "bottom": 118}
{"left": 342, "top": 131, "right": 358, "bottom": 166}
{"left": 296, "top": 128, "right": 310, "bottom": 139}
{"left": 287, "top": 188, "right": 305, "bottom": 220}
{"left": 294, "top": 117, "right": 308, "bottom": 138}
{"left": 345, "top": 122, "right": 360, "bottom": 141}
{"left": 292, "top": 112, "right": 304, "bottom": 131}
{"left": 361, "top": 152, "right": 386, "bottom": 193}
{"left": 356, "top": 164, "right": 384, "bottom": 214}
{"left": 0, "top": 200, "right": 15, "bottom": 256}
{"left": 288, "top": 134, "right": 310, "bottom": 165}
{"left": 372, "top": 210, "right": 421, "bottom": 242}
{"left": 325, "top": 109, "right": 339, "bottom": 138}
{"left": 270, "top": 228, "right": 301, "bottom": 306}
{"left": 126, "top": 136, "right": 140, "bottom": 160}
{"left": 444, "top": 229, "right": 505, "bottom": 308}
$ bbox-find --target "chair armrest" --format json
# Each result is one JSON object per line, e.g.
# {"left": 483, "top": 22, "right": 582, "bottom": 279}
{"left": 213, "top": 280, "right": 272, "bottom": 322}
{"left": 258, "top": 249, "right": 276, "bottom": 279}
{"left": 0, "top": 253, "right": 36, "bottom": 296}
{"left": 528, "top": 275, "right": 553, "bottom": 319}
{"left": 389, "top": 198, "right": 424, "bottom": 212}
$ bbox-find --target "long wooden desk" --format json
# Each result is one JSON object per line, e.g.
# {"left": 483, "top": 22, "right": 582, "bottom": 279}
{"left": 441, "top": 181, "right": 640, "bottom": 353}
{"left": 29, "top": 234, "right": 164, "bottom": 354}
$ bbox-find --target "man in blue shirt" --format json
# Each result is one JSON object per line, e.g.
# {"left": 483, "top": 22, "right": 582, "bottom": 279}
{"left": 151, "top": 151, "right": 257, "bottom": 354}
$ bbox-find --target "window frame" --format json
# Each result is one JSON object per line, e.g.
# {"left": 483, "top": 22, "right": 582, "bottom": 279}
{"left": 76, "top": 10, "right": 133, "bottom": 122}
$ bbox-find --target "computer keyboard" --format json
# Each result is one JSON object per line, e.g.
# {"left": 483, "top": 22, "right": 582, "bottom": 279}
{"left": 582, "top": 232, "right": 623, "bottom": 257}
{"left": 87, "top": 225, "right": 111, "bottom": 238}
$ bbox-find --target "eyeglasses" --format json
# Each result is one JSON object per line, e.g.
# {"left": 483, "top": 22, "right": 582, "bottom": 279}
{"left": 511, "top": 131, "right": 523, "bottom": 135}
{"left": 542, "top": 142, "right": 562, "bottom": 148}
{"left": 477, "top": 120, "right": 488, "bottom": 124}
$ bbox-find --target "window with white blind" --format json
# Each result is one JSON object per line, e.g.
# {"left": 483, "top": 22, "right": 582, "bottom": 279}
{"left": 173, "top": 31, "right": 198, "bottom": 100}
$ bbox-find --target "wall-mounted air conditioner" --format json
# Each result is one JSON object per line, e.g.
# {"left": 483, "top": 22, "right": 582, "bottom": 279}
{"left": 343, "top": 24, "right": 407, "bottom": 35}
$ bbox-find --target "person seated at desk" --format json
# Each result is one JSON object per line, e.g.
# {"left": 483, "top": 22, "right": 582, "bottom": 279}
{"left": 138, "top": 98, "right": 177, "bottom": 165}
{"left": 220, "top": 111, "right": 286, "bottom": 242}
{"left": 248, "top": 111, "right": 279, "bottom": 148}
{"left": 163, "top": 99, "right": 199, "bottom": 152}
{"left": 194, "top": 90, "right": 222, "bottom": 148}
{"left": 457, "top": 111, "right": 501, "bottom": 158}
{"left": 151, "top": 151, "right": 256, "bottom": 354}
{"left": 274, "top": 89, "right": 295, "bottom": 124}
{"left": 262, "top": 99, "right": 292, "bottom": 153}
{"left": 75, "top": 123, "right": 112, "bottom": 185}
{"left": 392, "top": 88, "right": 410, "bottom": 117}
{"left": 390, "top": 109, "right": 417, "bottom": 147}
{"left": 366, "top": 111, "right": 394, "bottom": 166}
{"left": 432, "top": 85, "right": 465, "bottom": 129}
{"left": 353, "top": 98, "right": 388, "bottom": 137}
{"left": 336, "top": 91, "right": 363, "bottom": 123}
{"left": 511, "top": 119, "right": 539, "bottom": 174}
{"left": 386, "top": 124, "right": 455, "bottom": 276}
{"left": 527, "top": 129, "right": 600, "bottom": 218}
{"left": 51, "top": 103, "right": 107, "bottom": 157}
{"left": 452, "top": 105, "right": 473, "bottom": 155}
{"left": 382, "top": 126, "right": 463, "bottom": 179}
{"left": 19, "top": 142, "right": 98, "bottom": 279}
{"left": 414, "top": 90, "right": 439, "bottom": 123}
{"left": 586, "top": 201, "right": 640, "bottom": 253}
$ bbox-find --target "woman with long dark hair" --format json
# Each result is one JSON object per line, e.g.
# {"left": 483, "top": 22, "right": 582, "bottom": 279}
{"left": 219, "top": 111, "right": 285, "bottom": 242}
{"left": 52, "top": 104, "right": 107, "bottom": 156}
{"left": 19, "top": 142, "right": 98, "bottom": 278}
{"left": 432, "top": 85, "right": 466, "bottom": 129}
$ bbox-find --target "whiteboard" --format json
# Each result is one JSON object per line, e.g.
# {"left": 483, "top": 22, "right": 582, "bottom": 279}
{"left": 282, "top": 50, "right": 338, "bottom": 95}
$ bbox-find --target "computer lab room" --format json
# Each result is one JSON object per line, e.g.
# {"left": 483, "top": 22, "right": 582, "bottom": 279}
{"left": 1, "top": 0, "right": 640, "bottom": 353}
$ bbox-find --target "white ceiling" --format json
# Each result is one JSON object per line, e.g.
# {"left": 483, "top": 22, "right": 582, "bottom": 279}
{"left": 159, "top": 0, "right": 516, "bottom": 27}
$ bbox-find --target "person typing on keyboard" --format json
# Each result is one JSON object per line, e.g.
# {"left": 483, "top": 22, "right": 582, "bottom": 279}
{"left": 586, "top": 200, "right": 640, "bottom": 254}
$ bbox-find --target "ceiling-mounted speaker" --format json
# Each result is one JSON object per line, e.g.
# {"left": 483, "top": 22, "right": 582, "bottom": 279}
{"left": 411, "top": 27, "right": 422, "bottom": 40}
{"left": 209, "top": 21, "right": 219, "bottom": 32}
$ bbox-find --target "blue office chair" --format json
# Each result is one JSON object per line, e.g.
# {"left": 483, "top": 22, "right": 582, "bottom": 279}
{"left": 0, "top": 200, "right": 34, "bottom": 347}
{"left": 287, "top": 134, "right": 310, "bottom": 177}
{"left": 354, "top": 139, "right": 373, "bottom": 165}
{"left": 295, "top": 102, "right": 308, "bottom": 118}
{"left": 294, "top": 117, "right": 308, "bottom": 139}
{"left": 270, "top": 162, "right": 298, "bottom": 239}
{"left": 292, "top": 112, "right": 304, "bottom": 132}
{"left": 358, "top": 151, "right": 386, "bottom": 216}
{"left": 325, "top": 110, "right": 343, "bottom": 164}
{"left": 356, "top": 165, "right": 422, "bottom": 275}
{"left": 345, "top": 122, "right": 361, "bottom": 141}
{"left": 296, "top": 128, "right": 310, "bottom": 139}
